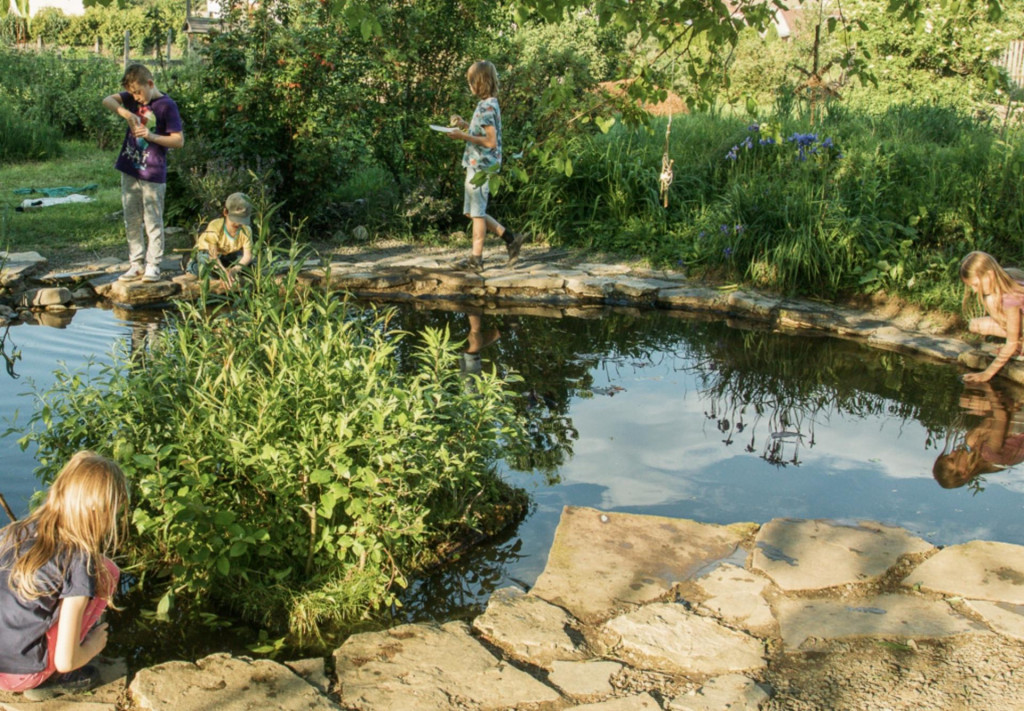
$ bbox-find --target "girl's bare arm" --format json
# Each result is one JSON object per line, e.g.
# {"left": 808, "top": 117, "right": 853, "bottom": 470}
{"left": 53, "top": 596, "right": 108, "bottom": 672}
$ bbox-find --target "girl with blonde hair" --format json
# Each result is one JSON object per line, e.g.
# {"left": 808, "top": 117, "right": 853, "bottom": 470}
{"left": 0, "top": 451, "right": 128, "bottom": 699}
{"left": 447, "top": 60, "right": 525, "bottom": 271}
{"left": 959, "top": 250, "right": 1024, "bottom": 383}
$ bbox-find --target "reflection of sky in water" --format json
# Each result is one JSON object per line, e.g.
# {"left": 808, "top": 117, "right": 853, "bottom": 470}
{"left": 1, "top": 308, "right": 138, "bottom": 516}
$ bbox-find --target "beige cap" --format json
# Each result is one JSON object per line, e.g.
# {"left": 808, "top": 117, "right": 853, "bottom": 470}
{"left": 225, "top": 192, "right": 252, "bottom": 226}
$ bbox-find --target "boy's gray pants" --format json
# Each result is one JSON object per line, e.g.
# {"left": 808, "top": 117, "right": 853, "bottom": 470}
{"left": 121, "top": 173, "right": 166, "bottom": 269}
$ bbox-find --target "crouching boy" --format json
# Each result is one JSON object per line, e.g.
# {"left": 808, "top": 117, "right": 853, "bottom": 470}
{"left": 187, "top": 193, "right": 253, "bottom": 286}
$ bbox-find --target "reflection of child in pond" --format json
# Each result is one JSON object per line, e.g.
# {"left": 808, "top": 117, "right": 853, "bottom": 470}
{"left": 933, "top": 381, "right": 1024, "bottom": 488}
{"left": 460, "top": 312, "right": 500, "bottom": 378}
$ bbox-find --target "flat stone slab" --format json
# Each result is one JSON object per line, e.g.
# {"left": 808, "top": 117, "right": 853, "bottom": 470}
{"left": 903, "top": 540, "right": 1024, "bottom": 604}
{"left": 752, "top": 518, "right": 933, "bottom": 591}
{"left": 695, "top": 564, "right": 775, "bottom": 631}
{"left": 573, "top": 693, "right": 663, "bottom": 710}
{"left": 332, "top": 621, "right": 560, "bottom": 711}
{"left": 128, "top": 653, "right": 338, "bottom": 711}
{"left": 726, "top": 290, "right": 780, "bottom": 319}
{"left": 471, "top": 586, "right": 588, "bottom": 668}
{"left": 964, "top": 600, "right": 1024, "bottom": 641}
{"left": 774, "top": 593, "right": 984, "bottom": 649}
{"left": 667, "top": 674, "right": 770, "bottom": 711}
{"left": 0, "top": 251, "right": 47, "bottom": 286}
{"left": 867, "top": 326, "right": 967, "bottom": 360}
{"left": 547, "top": 660, "right": 622, "bottom": 698}
{"left": 102, "top": 279, "right": 180, "bottom": 305}
{"left": 530, "top": 506, "right": 746, "bottom": 623}
{"left": 602, "top": 602, "right": 766, "bottom": 675}
{"left": 655, "top": 286, "right": 730, "bottom": 312}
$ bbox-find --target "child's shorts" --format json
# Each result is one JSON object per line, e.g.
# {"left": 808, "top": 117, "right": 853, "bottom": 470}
{"left": 463, "top": 168, "right": 490, "bottom": 218}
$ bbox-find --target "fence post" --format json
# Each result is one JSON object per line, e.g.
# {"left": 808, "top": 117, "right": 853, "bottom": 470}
{"left": 36, "top": 35, "right": 43, "bottom": 51}
{"left": 123, "top": 30, "right": 130, "bottom": 70}
{"left": 166, "top": 29, "right": 173, "bottom": 62}
{"left": 94, "top": 37, "right": 101, "bottom": 54}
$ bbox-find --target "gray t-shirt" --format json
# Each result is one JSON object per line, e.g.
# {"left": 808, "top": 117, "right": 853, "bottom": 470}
{"left": 0, "top": 527, "right": 96, "bottom": 674}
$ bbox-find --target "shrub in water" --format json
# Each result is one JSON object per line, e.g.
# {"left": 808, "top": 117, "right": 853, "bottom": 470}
{"left": 18, "top": 247, "right": 526, "bottom": 641}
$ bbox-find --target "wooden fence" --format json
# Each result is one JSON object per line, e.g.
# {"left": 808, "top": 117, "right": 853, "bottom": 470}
{"left": 999, "top": 40, "right": 1024, "bottom": 89}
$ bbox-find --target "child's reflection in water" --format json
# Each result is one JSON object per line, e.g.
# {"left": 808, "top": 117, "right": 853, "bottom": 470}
{"left": 459, "top": 311, "right": 500, "bottom": 378}
{"left": 934, "top": 381, "right": 1024, "bottom": 489}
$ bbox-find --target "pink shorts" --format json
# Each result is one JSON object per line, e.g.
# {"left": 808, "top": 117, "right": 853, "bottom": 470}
{"left": 0, "top": 558, "right": 119, "bottom": 692}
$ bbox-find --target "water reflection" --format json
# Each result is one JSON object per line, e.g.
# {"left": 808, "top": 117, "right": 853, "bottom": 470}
{"left": 933, "top": 381, "right": 1024, "bottom": 492}
{"left": 0, "top": 323, "right": 20, "bottom": 379}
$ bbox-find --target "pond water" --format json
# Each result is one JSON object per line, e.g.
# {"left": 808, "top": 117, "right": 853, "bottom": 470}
{"left": 3, "top": 302, "right": 1024, "bottom": 664}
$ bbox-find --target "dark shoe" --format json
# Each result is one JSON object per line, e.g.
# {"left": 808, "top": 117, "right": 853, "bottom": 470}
{"left": 23, "top": 665, "right": 101, "bottom": 700}
{"left": 505, "top": 232, "right": 526, "bottom": 262}
{"left": 456, "top": 255, "right": 484, "bottom": 272}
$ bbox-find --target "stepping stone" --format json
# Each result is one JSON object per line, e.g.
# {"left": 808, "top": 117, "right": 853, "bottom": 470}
{"left": 530, "top": 506, "right": 747, "bottom": 623}
{"left": 565, "top": 276, "right": 616, "bottom": 298}
{"left": 655, "top": 286, "right": 730, "bottom": 313}
{"left": 19, "top": 287, "right": 72, "bottom": 307}
{"left": 128, "top": 653, "right": 337, "bottom": 711}
{"left": 573, "top": 693, "right": 662, "bottom": 710}
{"left": 752, "top": 518, "right": 933, "bottom": 592}
{"left": 471, "top": 586, "right": 588, "bottom": 669}
{"left": 726, "top": 289, "right": 781, "bottom": 319}
{"left": 773, "top": 593, "right": 984, "bottom": 649}
{"left": 333, "top": 621, "right": 560, "bottom": 711}
{"left": 602, "top": 602, "right": 766, "bottom": 675}
{"left": 903, "top": 540, "right": 1024, "bottom": 604}
{"left": 667, "top": 673, "right": 770, "bottom": 711}
{"left": 964, "top": 600, "right": 1024, "bottom": 641}
{"left": 868, "top": 327, "right": 967, "bottom": 360}
{"left": 695, "top": 564, "right": 775, "bottom": 631}
{"left": 0, "top": 251, "right": 47, "bottom": 286}
{"left": 547, "top": 660, "right": 622, "bottom": 698}
{"left": 483, "top": 273, "right": 566, "bottom": 291}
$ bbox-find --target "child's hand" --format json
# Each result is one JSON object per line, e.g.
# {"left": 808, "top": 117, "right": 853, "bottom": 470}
{"left": 84, "top": 622, "right": 109, "bottom": 655}
{"left": 131, "top": 122, "right": 149, "bottom": 139}
{"left": 963, "top": 371, "right": 994, "bottom": 384}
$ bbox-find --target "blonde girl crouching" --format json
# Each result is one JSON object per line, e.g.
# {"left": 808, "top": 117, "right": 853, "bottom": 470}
{"left": 0, "top": 451, "right": 128, "bottom": 699}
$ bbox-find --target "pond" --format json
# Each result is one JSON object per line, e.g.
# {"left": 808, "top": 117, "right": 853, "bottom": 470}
{"left": 3, "top": 302, "right": 1024, "bottom": 666}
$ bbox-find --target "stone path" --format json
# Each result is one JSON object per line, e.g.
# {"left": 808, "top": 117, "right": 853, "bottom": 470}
{"left": 3, "top": 508, "right": 1022, "bottom": 709}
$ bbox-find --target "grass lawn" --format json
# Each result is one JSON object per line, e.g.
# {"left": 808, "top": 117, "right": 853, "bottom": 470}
{"left": 1, "top": 141, "right": 192, "bottom": 269}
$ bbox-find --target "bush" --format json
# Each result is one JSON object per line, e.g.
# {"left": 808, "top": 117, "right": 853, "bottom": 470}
{"left": 0, "top": 46, "right": 122, "bottom": 146}
{"left": 0, "top": 101, "right": 63, "bottom": 162}
{"left": 30, "top": 7, "right": 70, "bottom": 44}
{"left": 19, "top": 242, "right": 527, "bottom": 641}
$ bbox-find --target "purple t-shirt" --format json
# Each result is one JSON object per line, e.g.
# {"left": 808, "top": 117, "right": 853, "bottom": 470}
{"left": 0, "top": 526, "right": 96, "bottom": 674}
{"left": 114, "top": 91, "right": 182, "bottom": 184}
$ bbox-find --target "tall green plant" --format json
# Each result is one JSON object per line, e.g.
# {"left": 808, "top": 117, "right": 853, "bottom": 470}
{"left": 18, "top": 241, "right": 526, "bottom": 641}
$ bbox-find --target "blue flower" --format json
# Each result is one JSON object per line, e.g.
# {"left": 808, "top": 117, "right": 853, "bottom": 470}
{"left": 734, "top": 224, "right": 745, "bottom": 234}
{"left": 741, "top": 136, "right": 753, "bottom": 150}
{"left": 748, "top": 123, "right": 760, "bottom": 132}
{"left": 821, "top": 137, "right": 834, "bottom": 149}
{"left": 699, "top": 230, "right": 707, "bottom": 238}
{"left": 725, "top": 145, "right": 739, "bottom": 161}
{"left": 723, "top": 246, "right": 733, "bottom": 258}
{"left": 758, "top": 137, "right": 775, "bottom": 146}
{"left": 720, "top": 224, "right": 730, "bottom": 234}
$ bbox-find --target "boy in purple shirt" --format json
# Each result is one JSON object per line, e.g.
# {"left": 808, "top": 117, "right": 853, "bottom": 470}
{"left": 102, "top": 63, "right": 184, "bottom": 283}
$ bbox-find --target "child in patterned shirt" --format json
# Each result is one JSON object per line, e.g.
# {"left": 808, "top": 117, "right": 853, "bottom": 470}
{"left": 447, "top": 60, "right": 525, "bottom": 272}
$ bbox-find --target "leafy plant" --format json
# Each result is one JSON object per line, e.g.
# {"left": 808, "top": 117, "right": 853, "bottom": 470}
{"left": 18, "top": 236, "right": 527, "bottom": 643}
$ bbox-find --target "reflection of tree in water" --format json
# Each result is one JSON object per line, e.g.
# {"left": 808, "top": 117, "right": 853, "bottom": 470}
{"left": 390, "top": 305, "right": 965, "bottom": 472}
{"left": 685, "top": 326, "right": 964, "bottom": 466}
{"left": 397, "top": 526, "right": 528, "bottom": 624}
{"left": 1, "top": 324, "right": 20, "bottom": 379}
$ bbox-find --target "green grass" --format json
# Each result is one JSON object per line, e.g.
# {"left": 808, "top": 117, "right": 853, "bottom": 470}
{"left": 0, "top": 141, "right": 192, "bottom": 267}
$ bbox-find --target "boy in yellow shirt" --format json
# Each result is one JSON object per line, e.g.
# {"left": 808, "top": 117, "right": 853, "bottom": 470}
{"left": 187, "top": 193, "right": 253, "bottom": 286}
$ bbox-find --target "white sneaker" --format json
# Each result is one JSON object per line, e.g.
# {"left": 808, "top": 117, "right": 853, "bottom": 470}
{"left": 118, "top": 264, "right": 144, "bottom": 281}
{"left": 141, "top": 265, "right": 161, "bottom": 282}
